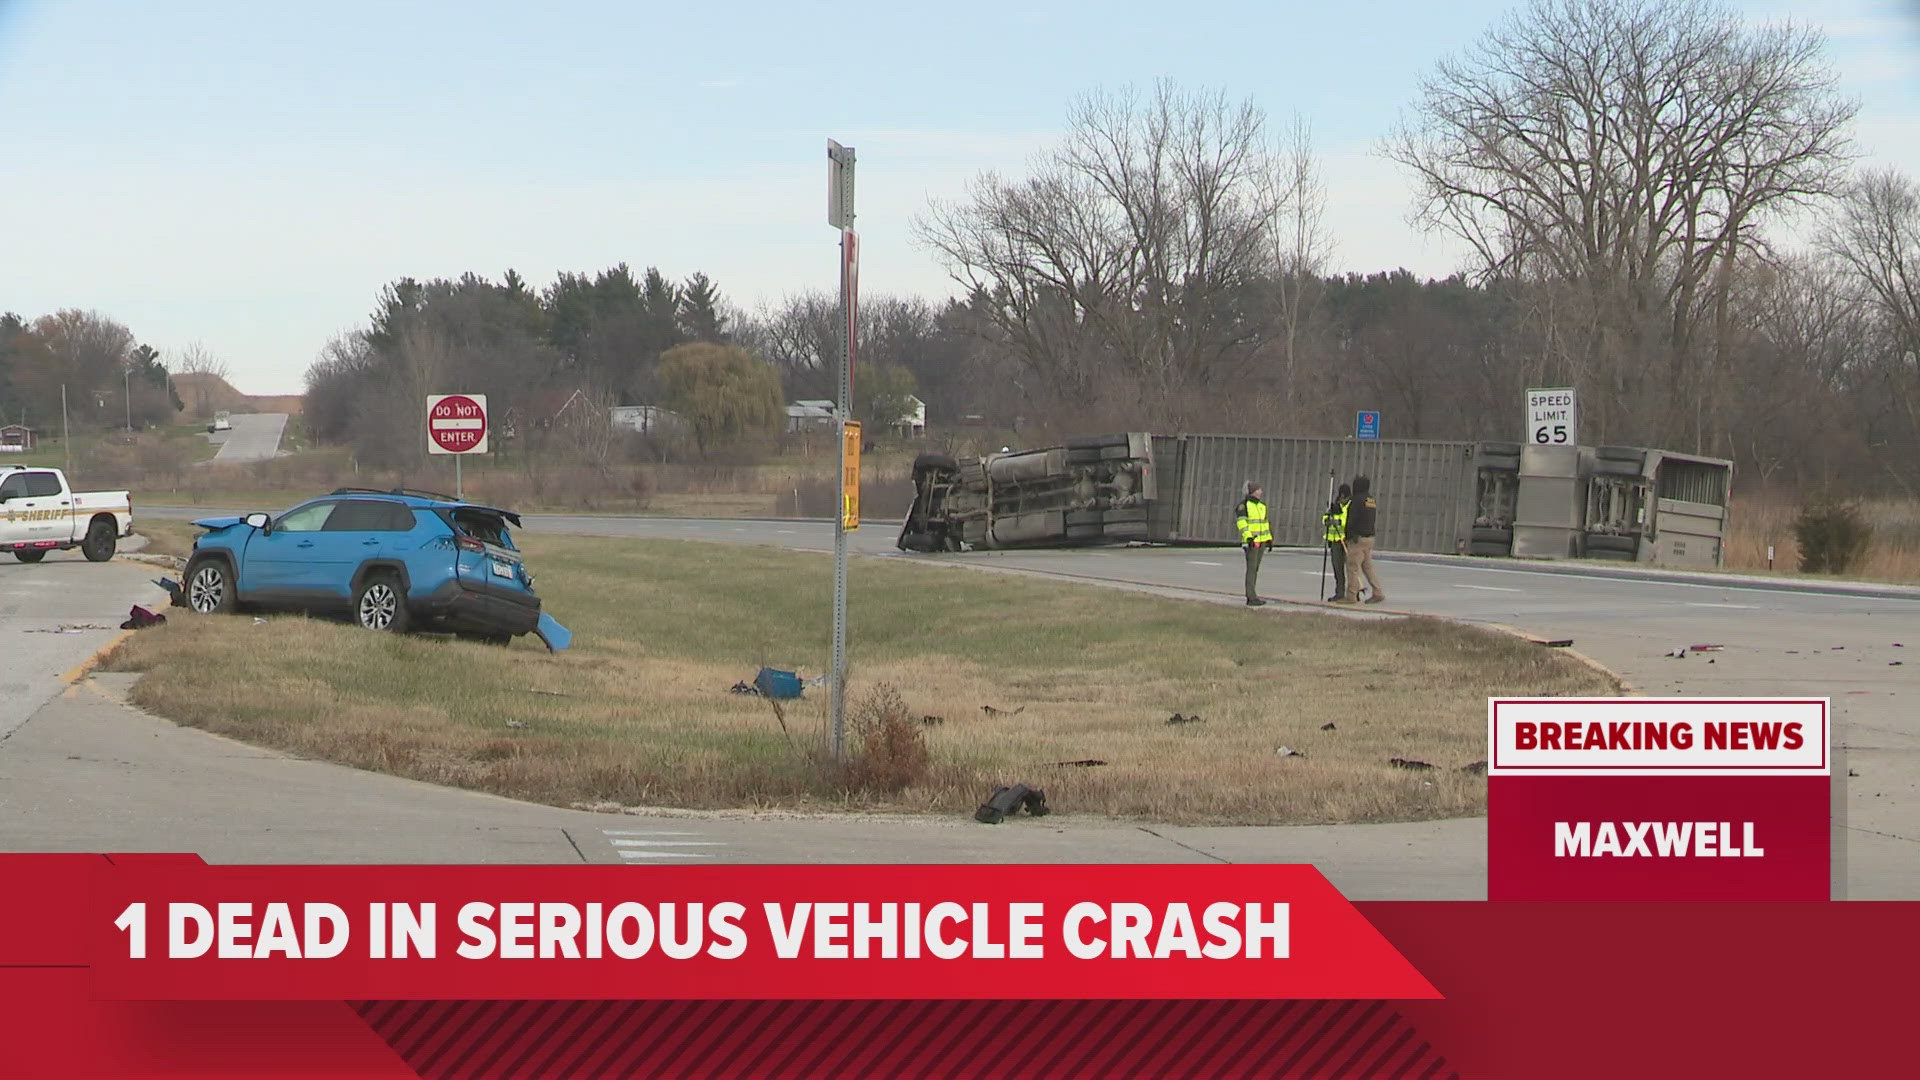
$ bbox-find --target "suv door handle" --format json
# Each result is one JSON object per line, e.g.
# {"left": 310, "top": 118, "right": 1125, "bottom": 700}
{"left": 362, "top": 539, "right": 380, "bottom": 546}
{"left": 296, "top": 540, "right": 314, "bottom": 548}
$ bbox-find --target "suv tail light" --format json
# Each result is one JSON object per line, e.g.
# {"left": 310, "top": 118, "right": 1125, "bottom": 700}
{"left": 455, "top": 536, "right": 485, "bottom": 554}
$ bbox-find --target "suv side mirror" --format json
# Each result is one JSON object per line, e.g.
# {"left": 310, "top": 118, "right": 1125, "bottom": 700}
{"left": 243, "top": 512, "right": 271, "bottom": 530}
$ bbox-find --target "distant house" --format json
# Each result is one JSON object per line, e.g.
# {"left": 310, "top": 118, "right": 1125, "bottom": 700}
{"left": 609, "top": 405, "right": 689, "bottom": 437}
{"left": 0, "top": 425, "right": 35, "bottom": 452}
{"left": 786, "top": 400, "right": 837, "bottom": 433}
{"left": 891, "top": 396, "right": 927, "bottom": 438}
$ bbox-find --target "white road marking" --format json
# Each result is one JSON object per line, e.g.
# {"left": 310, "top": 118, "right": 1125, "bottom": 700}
{"left": 1187, "top": 560, "right": 1223, "bottom": 567}
{"left": 1685, "top": 602, "right": 1756, "bottom": 609}
{"left": 610, "top": 840, "right": 725, "bottom": 848}
{"left": 1453, "top": 584, "right": 1521, "bottom": 593}
{"left": 619, "top": 850, "right": 712, "bottom": 860}
{"left": 603, "top": 830, "right": 701, "bottom": 836}
{"left": 777, "top": 529, "right": 796, "bottom": 534}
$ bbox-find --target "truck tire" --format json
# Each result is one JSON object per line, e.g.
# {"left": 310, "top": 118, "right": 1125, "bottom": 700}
{"left": 1065, "top": 523, "right": 1103, "bottom": 540}
{"left": 1468, "top": 541, "right": 1509, "bottom": 557}
{"left": 353, "top": 573, "right": 411, "bottom": 633}
{"left": 1102, "top": 508, "right": 1149, "bottom": 524}
{"left": 1471, "top": 526, "right": 1513, "bottom": 545}
{"left": 81, "top": 516, "right": 117, "bottom": 562}
{"left": 13, "top": 549, "right": 46, "bottom": 563}
{"left": 183, "top": 557, "right": 236, "bottom": 614}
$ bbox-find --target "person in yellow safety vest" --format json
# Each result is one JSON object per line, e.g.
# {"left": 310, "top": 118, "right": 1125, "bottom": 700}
{"left": 1235, "top": 481, "right": 1273, "bottom": 606}
{"left": 1323, "top": 483, "right": 1351, "bottom": 603}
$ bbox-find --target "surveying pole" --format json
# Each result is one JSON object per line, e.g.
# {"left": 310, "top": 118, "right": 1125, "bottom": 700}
{"left": 827, "top": 139, "right": 857, "bottom": 760}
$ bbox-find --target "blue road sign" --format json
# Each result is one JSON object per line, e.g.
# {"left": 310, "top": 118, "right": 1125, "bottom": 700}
{"left": 1356, "top": 411, "right": 1380, "bottom": 440}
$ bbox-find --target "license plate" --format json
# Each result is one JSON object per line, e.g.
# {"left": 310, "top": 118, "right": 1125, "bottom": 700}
{"left": 491, "top": 559, "right": 514, "bottom": 578}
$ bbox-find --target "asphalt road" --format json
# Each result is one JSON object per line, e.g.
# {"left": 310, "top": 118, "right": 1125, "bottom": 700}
{"left": 15, "top": 513, "right": 1920, "bottom": 898}
{"left": 206, "top": 412, "right": 287, "bottom": 464}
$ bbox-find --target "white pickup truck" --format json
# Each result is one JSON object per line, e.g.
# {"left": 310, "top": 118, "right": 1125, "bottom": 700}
{"left": 0, "top": 465, "right": 133, "bottom": 563}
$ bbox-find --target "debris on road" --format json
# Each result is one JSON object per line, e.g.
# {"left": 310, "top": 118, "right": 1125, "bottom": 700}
{"left": 754, "top": 668, "right": 803, "bottom": 700}
{"left": 1848, "top": 769, "right": 1861, "bottom": 778}
{"left": 728, "top": 681, "right": 759, "bottom": 696}
{"left": 981, "top": 705, "right": 1026, "bottom": 717}
{"left": 1274, "top": 746, "right": 1304, "bottom": 759}
{"left": 1665, "top": 647, "right": 1688, "bottom": 659}
{"left": 1166, "top": 712, "right": 1204, "bottom": 725}
{"left": 1389, "top": 758, "right": 1435, "bottom": 771}
{"left": 1892, "top": 662, "right": 1905, "bottom": 667}
{"left": 974, "top": 784, "right": 1050, "bottom": 824}
{"left": 153, "top": 577, "right": 185, "bottom": 607}
{"left": 25, "top": 623, "right": 114, "bottom": 634}
{"left": 1320, "top": 722, "right": 1337, "bottom": 731}
{"left": 1689, "top": 644, "right": 1723, "bottom": 652}
{"left": 1050, "top": 759, "right": 1106, "bottom": 768}
{"left": 1461, "top": 760, "right": 1488, "bottom": 775}
{"left": 119, "top": 605, "right": 166, "bottom": 630}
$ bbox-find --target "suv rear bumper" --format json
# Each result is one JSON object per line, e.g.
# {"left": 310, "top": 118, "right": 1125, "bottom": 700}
{"left": 413, "top": 576, "right": 541, "bottom": 636}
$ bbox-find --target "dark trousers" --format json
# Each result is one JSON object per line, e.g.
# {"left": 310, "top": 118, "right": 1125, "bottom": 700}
{"left": 1326, "top": 540, "right": 1346, "bottom": 599}
{"left": 1243, "top": 543, "right": 1265, "bottom": 601}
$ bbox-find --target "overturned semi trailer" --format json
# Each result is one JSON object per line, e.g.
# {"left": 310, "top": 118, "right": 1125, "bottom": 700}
{"left": 898, "top": 432, "right": 1732, "bottom": 567}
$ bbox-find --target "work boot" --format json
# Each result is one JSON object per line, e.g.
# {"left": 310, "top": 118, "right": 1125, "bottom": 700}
{"left": 1329, "top": 596, "right": 1355, "bottom": 605}
{"left": 1364, "top": 594, "right": 1386, "bottom": 604}
{"left": 1245, "top": 598, "right": 1266, "bottom": 607}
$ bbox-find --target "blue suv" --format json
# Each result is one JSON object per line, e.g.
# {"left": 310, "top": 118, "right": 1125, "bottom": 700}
{"left": 183, "top": 487, "right": 564, "bottom": 647}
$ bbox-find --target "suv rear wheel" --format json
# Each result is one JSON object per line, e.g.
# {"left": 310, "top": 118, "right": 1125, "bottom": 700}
{"left": 354, "top": 574, "right": 411, "bottom": 633}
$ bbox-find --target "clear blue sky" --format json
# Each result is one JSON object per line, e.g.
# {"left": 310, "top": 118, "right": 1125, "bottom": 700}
{"left": 2, "top": 0, "right": 1916, "bottom": 394}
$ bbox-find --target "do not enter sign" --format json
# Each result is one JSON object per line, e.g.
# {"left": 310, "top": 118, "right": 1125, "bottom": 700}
{"left": 427, "top": 394, "right": 488, "bottom": 455}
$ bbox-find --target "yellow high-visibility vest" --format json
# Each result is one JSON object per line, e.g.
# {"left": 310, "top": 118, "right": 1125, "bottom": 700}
{"left": 1236, "top": 498, "right": 1273, "bottom": 545}
{"left": 1324, "top": 500, "right": 1348, "bottom": 542}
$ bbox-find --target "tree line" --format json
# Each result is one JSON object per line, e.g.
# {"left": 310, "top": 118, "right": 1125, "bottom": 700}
{"left": 0, "top": 310, "right": 202, "bottom": 435}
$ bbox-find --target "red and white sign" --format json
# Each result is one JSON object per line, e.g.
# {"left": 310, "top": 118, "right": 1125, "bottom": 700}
{"left": 427, "top": 394, "right": 488, "bottom": 455}
{"left": 1487, "top": 698, "right": 1830, "bottom": 901}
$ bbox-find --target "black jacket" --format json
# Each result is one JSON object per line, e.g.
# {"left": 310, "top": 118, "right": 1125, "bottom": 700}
{"left": 1346, "top": 496, "right": 1377, "bottom": 538}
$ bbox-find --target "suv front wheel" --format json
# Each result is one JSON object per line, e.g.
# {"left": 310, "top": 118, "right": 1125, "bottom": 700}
{"left": 354, "top": 574, "right": 411, "bottom": 633}
{"left": 184, "top": 558, "right": 236, "bottom": 614}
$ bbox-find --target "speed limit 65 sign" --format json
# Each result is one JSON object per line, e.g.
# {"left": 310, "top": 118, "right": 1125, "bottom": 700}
{"left": 1525, "top": 387, "right": 1578, "bottom": 446}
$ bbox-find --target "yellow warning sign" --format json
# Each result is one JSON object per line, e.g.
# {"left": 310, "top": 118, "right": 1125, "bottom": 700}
{"left": 842, "top": 421, "right": 861, "bottom": 529}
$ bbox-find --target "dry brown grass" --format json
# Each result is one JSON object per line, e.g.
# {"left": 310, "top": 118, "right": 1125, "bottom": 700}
{"left": 1723, "top": 495, "right": 1920, "bottom": 583}
{"left": 129, "top": 519, "right": 204, "bottom": 561}
{"left": 101, "top": 535, "right": 1615, "bottom": 825}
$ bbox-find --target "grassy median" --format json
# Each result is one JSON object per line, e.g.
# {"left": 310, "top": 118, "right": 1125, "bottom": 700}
{"left": 102, "top": 535, "right": 1615, "bottom": 825}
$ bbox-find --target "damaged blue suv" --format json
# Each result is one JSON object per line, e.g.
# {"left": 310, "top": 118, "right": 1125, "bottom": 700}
{"left": 182, "top": 487, "right": 567, "bottom": 649}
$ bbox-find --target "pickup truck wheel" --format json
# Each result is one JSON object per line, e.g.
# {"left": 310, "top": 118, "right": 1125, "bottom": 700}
{"left": 81, "top": 517, "right": 117, "bottom": 562}
{"left": 184, "top": 559, "right": 235, "bottom": 614}
{"left": 13, "top": 550, "right": 46, "bottom": 563}
{"left": 354, "top": 574, "right": 410, "bottom": 633}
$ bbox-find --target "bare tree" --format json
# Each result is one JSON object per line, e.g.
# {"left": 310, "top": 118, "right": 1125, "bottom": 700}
{"left": 918, "top": 81, "right": 1281, "bottom": 424}
{"left": 1384, "top": 0, "right": 1856, "bottom": 445}
{"left": 1261, "top": 113, "right": 1333, "bottom": 416}
{"left": 1823, "top": 167, "right": 1920, "bottom": 475}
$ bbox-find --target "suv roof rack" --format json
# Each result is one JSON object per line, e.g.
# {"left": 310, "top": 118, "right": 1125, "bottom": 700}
{"left": 329, "top": 486, "right": 461, "bottom": 503}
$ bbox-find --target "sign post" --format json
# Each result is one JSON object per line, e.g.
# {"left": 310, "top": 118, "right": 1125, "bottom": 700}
{"left": 426, "top": 394, "right": 489, "bottom": 500}
{"left": 1525, "top": 387, "right": 1578, "bottom": 446}
{"left": 827, "top": 139, "right": 858, "bottom": 760}
{"left": 1355, "top": 411, "right": 1380, "bottom": 440}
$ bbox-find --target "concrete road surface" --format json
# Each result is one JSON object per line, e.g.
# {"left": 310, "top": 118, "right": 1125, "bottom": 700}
{"left": 206, "top": 412, "right": 287, "bottom": 464}
{"left": 23, "top": 512, "right": 1920, "bottom": 897}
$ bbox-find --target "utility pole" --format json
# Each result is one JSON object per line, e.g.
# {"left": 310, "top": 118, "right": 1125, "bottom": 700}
{"left": 124, "top": 369, "right": 132, "bottom": 433}
{"left": 61, "top": 384, "right": 70, "bottom": 475}
{"left": 827, "top": 138, "right": 857, "bottom": 760}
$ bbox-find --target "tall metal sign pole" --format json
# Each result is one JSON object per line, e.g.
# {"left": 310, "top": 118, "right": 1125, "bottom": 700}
{"left": 827, "top": 139, "right": 857, "bottom": 760}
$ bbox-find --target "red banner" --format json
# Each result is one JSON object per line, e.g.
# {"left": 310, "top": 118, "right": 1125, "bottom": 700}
{"left": 72, "top": 857, "right": 1435, "bottom": 1002}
